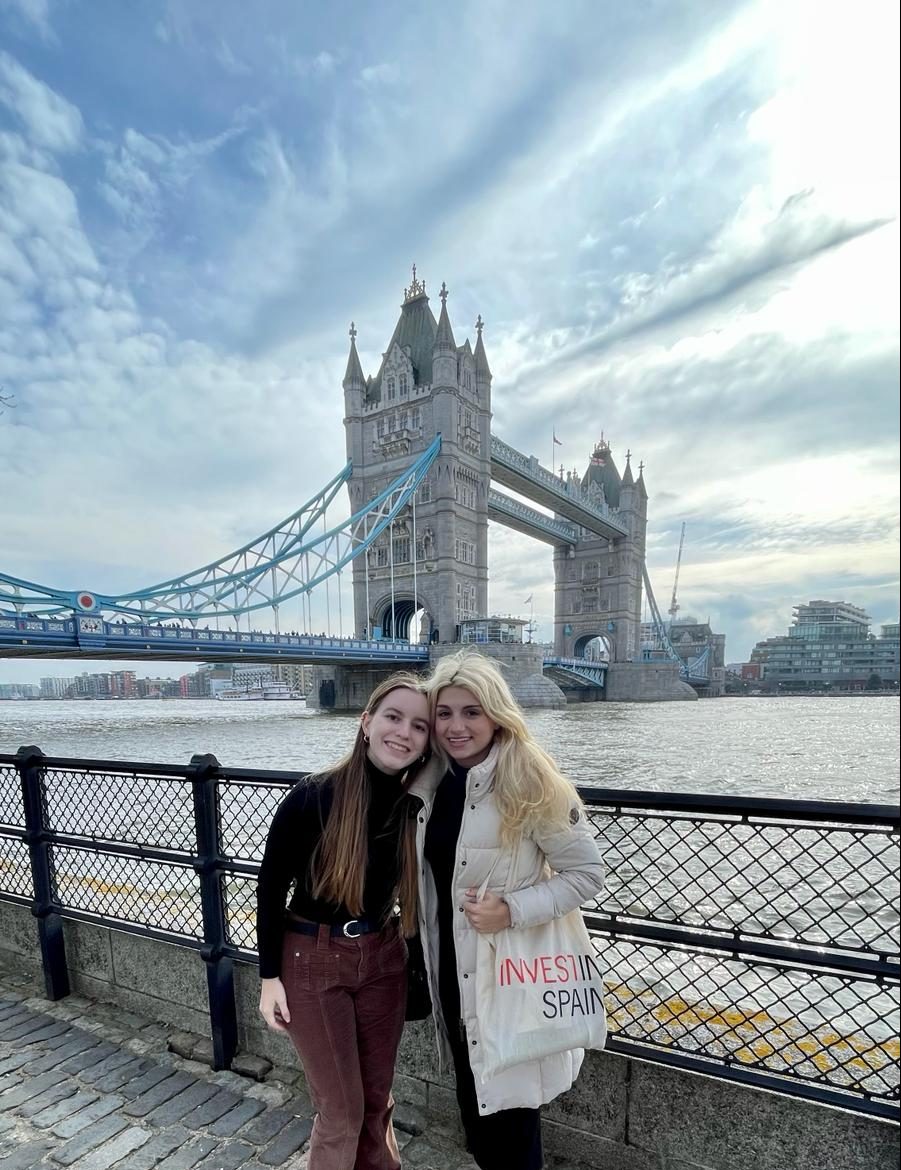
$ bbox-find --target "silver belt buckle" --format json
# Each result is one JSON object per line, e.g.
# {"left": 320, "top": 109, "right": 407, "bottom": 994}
{"left": 342, "top": 919, "right": 362, "bottom": 938}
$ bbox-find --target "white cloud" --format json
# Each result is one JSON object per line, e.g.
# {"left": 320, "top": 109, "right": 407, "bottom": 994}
{"left": 0, "top": 50, "right": 82, "bottom": 152}
{"left": 0, "top": 0, "right": 56, "bottom": 42}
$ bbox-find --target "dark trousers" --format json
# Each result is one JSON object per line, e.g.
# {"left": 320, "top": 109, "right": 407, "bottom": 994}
{"left": 281, "top": 923, "right": 408, "bottom": 1170}
{"left": 440, "top": 983, "right": 543, "bottom": 1170}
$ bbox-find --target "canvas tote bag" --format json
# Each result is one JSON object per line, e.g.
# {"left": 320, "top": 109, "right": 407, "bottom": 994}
{"left": 474, "top": 853, "right": 607, "bottom": 1079}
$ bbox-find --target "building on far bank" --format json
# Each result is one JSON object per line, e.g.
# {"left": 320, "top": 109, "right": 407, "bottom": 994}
{"left": 641, "top": 617, "right": 726, "bottom": 697}
{"left": 750, "top": 601, "right": 900, "bottom": 691}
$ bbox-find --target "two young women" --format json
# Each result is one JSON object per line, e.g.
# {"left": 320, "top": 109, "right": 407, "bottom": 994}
{"left": 257, "top": 652, "right": 604, "bottom": 1170}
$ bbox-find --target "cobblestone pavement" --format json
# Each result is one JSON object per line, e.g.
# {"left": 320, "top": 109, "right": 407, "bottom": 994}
{"left": 0, "top": 971, "right": 483, "bottom": 1170}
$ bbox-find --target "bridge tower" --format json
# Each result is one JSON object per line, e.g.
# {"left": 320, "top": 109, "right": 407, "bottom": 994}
{"left": 343, "top": 269, "right": 492, "bottom": 644}
{"left": 553, "top": 441, "right": 648, "bottom": 663}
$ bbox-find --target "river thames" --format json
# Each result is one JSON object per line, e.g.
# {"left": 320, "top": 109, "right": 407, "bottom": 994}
{"left": 1, "top": 694, "right": 898, "bottom": 803}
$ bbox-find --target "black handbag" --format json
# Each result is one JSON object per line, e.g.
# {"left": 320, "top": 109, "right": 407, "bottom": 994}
{"left": 405, "top": 932, "right": 432, "bottom": 1022}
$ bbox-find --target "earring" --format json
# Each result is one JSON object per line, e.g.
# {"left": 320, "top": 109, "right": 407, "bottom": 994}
{"left": 363, "top": 734, "right": 370, "bottom": 744}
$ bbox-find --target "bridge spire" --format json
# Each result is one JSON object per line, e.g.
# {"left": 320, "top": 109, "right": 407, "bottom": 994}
{"left": 342, "top": 320, "right": 365, "bottom": 391}
{"left": 474, "top": 313, "right": 492, "bottom": 380}
{"left": 404, "top": 263, "right": 427, "bottom": 302}
{"left": 433, "top": 281, "right": 456, "bottom": 354}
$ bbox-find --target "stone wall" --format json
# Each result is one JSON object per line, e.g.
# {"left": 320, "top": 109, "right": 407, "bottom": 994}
{"left": 1, "top": 903, "right": 896, "bottom": 1170}
{"left": 428, "top": 642, "right": 567, "bottom": 708}
{"left": 605, "top": 661, "right": 698, "bottom": 702}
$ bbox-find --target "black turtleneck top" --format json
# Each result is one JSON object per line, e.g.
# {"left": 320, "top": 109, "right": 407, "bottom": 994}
{"left": 423, "top": 760, "right": 470, "bottom": 1025}
{"left": 256, "top": 759, "right": 407, "bottom": 978}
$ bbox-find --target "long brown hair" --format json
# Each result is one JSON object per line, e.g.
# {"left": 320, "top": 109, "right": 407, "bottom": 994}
{"left": 310, "top": 672, "right": 427, "bottom": 936}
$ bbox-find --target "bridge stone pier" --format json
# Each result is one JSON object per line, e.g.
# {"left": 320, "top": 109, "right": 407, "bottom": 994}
{"left": 308, "top": 642, "right": 565, "bottom": 712}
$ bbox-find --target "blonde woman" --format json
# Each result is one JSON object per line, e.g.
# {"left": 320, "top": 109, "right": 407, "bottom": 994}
{"left": 257, "top": 673, "right": 430, "bottom": 1170}
{"left": 407, "top": 650, "right": 604, "bottom": 1170}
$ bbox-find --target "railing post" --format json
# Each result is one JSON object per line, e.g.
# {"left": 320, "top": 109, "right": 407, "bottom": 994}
{"left": 189, "top": 752, "right": 238, "bottom": 1071}
{"left": 16, "top": 745, "right": 70, "bottom": 1000}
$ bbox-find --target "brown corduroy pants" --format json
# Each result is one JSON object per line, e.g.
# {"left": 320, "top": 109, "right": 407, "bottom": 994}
{"left": 281, "top": 923, "right": 408, "bottom": 1170}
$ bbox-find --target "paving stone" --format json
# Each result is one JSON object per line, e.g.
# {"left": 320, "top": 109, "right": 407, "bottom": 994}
{"left": 143, "top": 1080, "right": 220, "bottom": 1127}
{"left": 115, "top": 1124, "right": 191, "bottom": 1170}
{"left": 236, "top": 1107, "right": 293, "bottom": 1145}
{"left": 71, "top": 1125, "right": 152, "bottom": 1170}
{"left": 167, "top": 1031, "right": 199, "bottom": 1059}
{"left": 51, "top": 1114, "right": 130, "bottom": 1166}
{"left": 119, "top": 1064, "right": 181, "bottom": 1100}
{"left": 242, "top": 1083, "right": 288, "bottom": 1108}
{"left": 190, "top": 1039, "right": 213, "bottom": 1067}
{"left": 230, "top": 1053, "right": 272, "bottom": 1081}
{"left": 124, "top": 1071, "right": 197, "bottom": 1117}
{"left": 257, "top": 1117, "right": 313, "bottom": 1165}
{"left": 52, "top": 1093, "right": 126, "bottom": 1139}
{"left": 0, "top": 1137, "right": 57, "bottom": 1169}
{"left": 205, "top": 1097, "right": 266, "bottom": 1138}
{"left": 17, "top": 1079, "right": 79, "bottom": 1119}
{"left": 56, "top": 1041, "right": 118, "bottom": 1075}
{"left": 34, "top": 1026, "right": 80, "bottom": 1051}
{"left": 80, "top": 1048, "right": 142, "bottom": 1084}
{"left": 123, "top": 1038, "right": 158, "bottom": 1057}
{"left": 208, "top": 1071, "right": 251, "bottom": 1093}
{"left": 0, "top": 1068, "right": 68, "bottom": 1112}
{"left": 156, "top": 1136, "right": 219, "bottom": 1170}
{"left": 0, "top": 1009, "right": 38, "bottom": 1037}
{"left": 93, "top": 1057, "right": 151, "bottom": 1092}
{"left": 138, "top": 1024, "right": 172, "bottom": 1043}
{"left": 10, "top": 1018, "right": 73, "bottom": 1047}
{"left": 31, "top": 1089, "right": 101, "bottom": 1129}
{"left": 193, "top": 1138, "right": 255, "bottom": 1170}
{"left": 0, "top": 1012, "right": 46, "bottom": 1038}
{"left": 24, "top": 1031, "right": 102, "bottom": 1074}
{"left": 180, "top": 1087, "right": 242, "bottom": 1130}
{"left": 0, "top": 1050, "right": 32, "bottom": 1076}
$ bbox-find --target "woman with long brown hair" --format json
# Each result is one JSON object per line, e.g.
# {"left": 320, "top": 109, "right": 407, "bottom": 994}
{"left": 256, "top": 673, "right": 432, "bottom": 1170}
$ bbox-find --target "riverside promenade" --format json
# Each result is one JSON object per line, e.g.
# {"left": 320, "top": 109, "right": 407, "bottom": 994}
{"left": 0, "top": 970, "right": 492, "bottom": 1170}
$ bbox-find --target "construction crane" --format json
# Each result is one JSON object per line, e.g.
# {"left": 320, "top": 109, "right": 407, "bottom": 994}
{"left": 668, "top": 522, "right": 686, "bottom": 624}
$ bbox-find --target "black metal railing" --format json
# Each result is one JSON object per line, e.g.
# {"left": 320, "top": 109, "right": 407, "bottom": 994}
{"left": 0, "top": 748, "right": 897, "bottom": 1119}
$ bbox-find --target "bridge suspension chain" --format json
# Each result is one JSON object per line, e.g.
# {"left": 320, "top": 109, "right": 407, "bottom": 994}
{"left": 0, "top": 438, "right": 441, "bottom": 623}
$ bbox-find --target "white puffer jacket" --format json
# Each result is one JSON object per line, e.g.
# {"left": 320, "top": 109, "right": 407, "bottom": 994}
{"left": 407, "top": 744, "right": 604, "bottom": 1116}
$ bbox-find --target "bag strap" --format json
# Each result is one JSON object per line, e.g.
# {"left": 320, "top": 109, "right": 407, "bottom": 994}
{"left": 475, "top": 834, "right": 525, "bottom": 901}
{"left": 475, "top": 856, "right": 500, "bottom": 901}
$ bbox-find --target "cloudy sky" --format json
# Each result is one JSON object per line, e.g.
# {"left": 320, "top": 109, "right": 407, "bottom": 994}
{"left": 1, "top": 0, "right": 898, "bottom": 684}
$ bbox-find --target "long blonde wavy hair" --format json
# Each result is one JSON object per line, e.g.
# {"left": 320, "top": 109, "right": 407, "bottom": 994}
{"left": 426, "top": 650, "right": 579, "bottom": 845}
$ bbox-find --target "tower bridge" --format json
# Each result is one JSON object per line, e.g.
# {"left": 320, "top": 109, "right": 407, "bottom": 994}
{"left": 1, "top": 268, "right": 703, "bottom": 704}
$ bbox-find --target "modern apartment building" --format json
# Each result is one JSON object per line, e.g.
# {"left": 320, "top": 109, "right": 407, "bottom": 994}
{"left": 750, "top": 601, "right": 900, "bottom": 690}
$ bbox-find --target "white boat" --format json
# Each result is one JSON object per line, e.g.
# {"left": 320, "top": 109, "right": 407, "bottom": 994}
{"left": 262, "top": 683, "right": 304, "bottom": 701}
{"left": 216, "top": 684, "right": 305, "bottom": 701}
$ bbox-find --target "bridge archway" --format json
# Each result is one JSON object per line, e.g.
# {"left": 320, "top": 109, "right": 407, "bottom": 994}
{"left": 374, "top": 596, "right": 432, "bottom": 643}
{"left": 573, "top": 633, "right": 612, "bottom": 662}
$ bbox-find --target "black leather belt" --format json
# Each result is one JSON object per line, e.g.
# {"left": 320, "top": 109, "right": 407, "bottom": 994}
{"left": 286, "top": 917, "right": 382, "bottom": 939}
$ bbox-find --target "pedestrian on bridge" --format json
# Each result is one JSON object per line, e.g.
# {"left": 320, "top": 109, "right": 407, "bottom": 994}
{"left": 256, "top": 672, "right": 433, "bottom": 1170}
{"left": 409, "top": 650, "right": 605, "bottom": 1170}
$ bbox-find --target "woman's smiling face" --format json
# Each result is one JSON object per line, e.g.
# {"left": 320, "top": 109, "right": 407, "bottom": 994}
{"left": 433, "top": 685, "right": 499, "bottom": 768}
{"left": 361, "top": 686, "right": 430, "bottom": 774}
